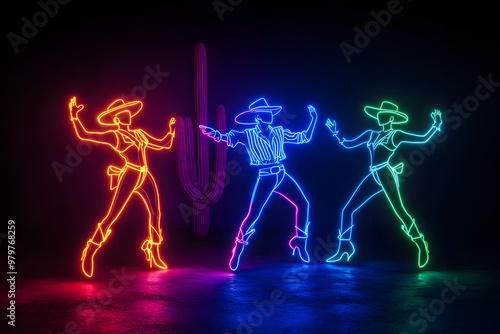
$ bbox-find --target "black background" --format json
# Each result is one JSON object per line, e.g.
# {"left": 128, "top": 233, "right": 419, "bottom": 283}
{"left": 2, "top": 0, "right": 500, "bottom": 275}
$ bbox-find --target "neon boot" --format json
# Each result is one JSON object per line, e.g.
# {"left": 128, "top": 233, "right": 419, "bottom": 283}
{"left": 81, "top": 240, "right": 102, "bottom": 278}
{"left": 81, "top": 226, "right": 111, "bottom": 277}
{"left": 326, "top": 227, "right": 355, "bottom": 263}
{"left": 402, "top": 220, "right": 429, "bottom": 268}
{"left": 229, "top": 229, "right": 254, "bottom": 271}
{"left": 141, "top": 228, "right": 168, "bottom": 269}
{"left": 411, "top": 234, "right": 429, "bottom": 268}
{"left": 289, "top": 225, "right": 310, "bottom": 263}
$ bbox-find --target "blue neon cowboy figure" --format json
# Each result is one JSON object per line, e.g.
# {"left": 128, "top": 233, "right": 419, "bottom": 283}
{"left": 200, "top": 97, "right": 318, "bottom": 271}
{"left": 325, "top": 101, "right": 442, "bottom": 268}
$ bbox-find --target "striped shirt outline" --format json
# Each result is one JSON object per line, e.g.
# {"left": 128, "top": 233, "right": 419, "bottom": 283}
{"left": 227, "top": 125, "right": 308, "bottom": 166}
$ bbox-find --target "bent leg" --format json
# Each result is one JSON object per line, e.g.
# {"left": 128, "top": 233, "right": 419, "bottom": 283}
{"left": 274, "top": 172, "right": 310, "bottom": 233}
{"left": 135, "top": 172, "right": 168, "bottom": 269}
{"left": 376, "top": 167, "right": 429, "bottom": 267}
{"left": 229, "top": 173, "right": 279, "bottom": 270}
{"left": 376, "top": 167, "right": 421, "bottom": 237}
{"left": 135, "top": 172, "right": 162, "bottom": 243}
{"left": 238, "top": 173, "right": 280, "bottom": 238}
{"left": 82, "top": 168, "right": 141, "bottom": 277}
{"left": 339, "top": 172, "right": 383, "bottom": 240}
{"left": 274, "top": 172, "right": 311, "bottom": 262}
{"left": 327, "top": 172, "right": 382, "bottom": 263}
{"left": 91, "top": 168, "right": 141, "bottom": 243}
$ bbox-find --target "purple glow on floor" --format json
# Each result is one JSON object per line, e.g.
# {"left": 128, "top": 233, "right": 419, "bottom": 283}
{"left": 13, "top": 257, "right": 498, "bottom": 334}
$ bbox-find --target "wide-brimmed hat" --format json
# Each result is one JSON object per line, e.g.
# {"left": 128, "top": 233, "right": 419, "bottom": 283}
{"left": 364, "top": 101, "right": 408, "bottom": 124}
{"left": 234, "top": 98, "right": 282, "bottom": 125}
{"left": 97, "top": 99, "right": 143, "bottom": 125}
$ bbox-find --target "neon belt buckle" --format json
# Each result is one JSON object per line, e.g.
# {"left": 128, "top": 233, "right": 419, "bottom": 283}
{"left": 270, "top": 166, "right": 281, "bottom": 174}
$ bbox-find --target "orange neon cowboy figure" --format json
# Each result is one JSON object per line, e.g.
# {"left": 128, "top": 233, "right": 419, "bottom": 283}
{"left": 69, "top": 97, "right": 175, "bottom": 277}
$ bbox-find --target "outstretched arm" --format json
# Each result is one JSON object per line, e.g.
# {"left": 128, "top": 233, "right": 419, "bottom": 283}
{"left": 392, "top": 109, "right": 442, "bottom": 147}
{"left": 199, "top": 125, "right": 247, "bottom": 148}
{"left": 142, "top": 117, "right": 176, "bottom": 150}
{"left": 341, "top": 130, "right": 372, "bottom": 149}
{"left": 69, "top": 97, "right": 117, "bottom": 148}
{"left": 326, "top": 118, "right": 371, "bottom": 149}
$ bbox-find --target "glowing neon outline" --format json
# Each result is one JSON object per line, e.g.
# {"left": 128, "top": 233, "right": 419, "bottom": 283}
{"left": 325, "top": 101, "right": 442, "bottom": 268}
{"left": 200, "top": 98, "right": 317, "bottom": 270}
{"left": 226, "top": 169, "right": 312, "bottom": 271}
{"left": 233, "top": 97, "right": 282, "bottom": 125}
{"left": 275, "top": 191, "right": 311, "bottom": 263}
{"left": 69, "top": 97, "right": 175, "bottom": 277}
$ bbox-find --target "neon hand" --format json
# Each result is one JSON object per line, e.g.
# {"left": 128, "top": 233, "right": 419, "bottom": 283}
{"left": 69, "top": 96, "right": 84, "bottom": 119}
{"left": 432, "top": 109, "right": 442, "bottom": 124}
{"left": 431, "top": 109, "right": 442, "bottom": 129}
{"left": 199, "top": 125, "right": 221, "bottom": 142}
{"left": 325, "top": 118, "right": 334, "bottom": 131}
{"left": 307, "top": 105, "right": 317, "bottom": 117}
{"left": 169, "top": 117, "right": 176, "bottom": 133}
{"left": 326, "top": 118, "right": 340, "bottom": 139}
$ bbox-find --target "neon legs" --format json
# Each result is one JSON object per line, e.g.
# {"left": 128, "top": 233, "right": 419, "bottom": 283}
{"left": 229, "top": 173, "right": 276, "bottom": 271}
{"left": 82, "top": 168, "right": 137, "bottom": 277}
{"left": 81, "top": 169, "right": 167, "bottom": 277}
{"left": 327, "top": 172, "right": 381, "bottom": 263}
{"left": 229, "top": 169, "right": 310, "bottom": 271}
{"left": 275, "top": 190, "right": 310, "bottom": 263}
{"left": 378, "top": 168, "right": 429, "bottom": 267}
{"left": 136, "top": 173, "right": 168, "bottom": 269}
{"left": 327, "top": 166, "right": 429, "bottom": 267}
{"left": 229, "top": 229, "right": 255, "bottom": 271}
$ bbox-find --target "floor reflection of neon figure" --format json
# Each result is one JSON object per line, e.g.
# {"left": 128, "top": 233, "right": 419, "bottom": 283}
{"left": 200, "top": 98, "right": 317, "bottom": 271}
{"left": 325, "top": 101, "right": 442, "bottom": 268}
{"left": 69, "top": 97, "right": 175, "bottom": 277}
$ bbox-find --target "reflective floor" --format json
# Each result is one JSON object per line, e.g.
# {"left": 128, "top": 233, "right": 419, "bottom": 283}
{"left": 14, "top": 252, "right": 498, "bottom": 334}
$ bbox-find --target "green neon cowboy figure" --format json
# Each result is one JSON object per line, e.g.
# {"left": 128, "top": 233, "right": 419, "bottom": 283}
{"left": 325, "top": 101, "right": 442, "bottom": 268}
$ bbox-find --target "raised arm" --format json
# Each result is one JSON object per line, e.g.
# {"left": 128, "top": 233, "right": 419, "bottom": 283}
{"left": 392, "top": 110, "right": 442, "bottom": 147}
{"left": 303, "top": 105, "right": 318, "bottom": 142}
{"left": 141, "top": 117, "right": 176, "bottom": 150}
{"left": 199, "top": 125, "right": 247, "bottom": 148}
{"left": 69, "top": 97, "right": 117, "bottom": 148}
{"left": 283, "top": 105, "right": 318, "bottom": 144}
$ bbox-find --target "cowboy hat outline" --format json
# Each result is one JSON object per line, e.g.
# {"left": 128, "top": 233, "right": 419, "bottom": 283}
{"left": 364, "top": 101, "right": 409, "bottom": 125}
{"left": 97, "top": 99, "right": 143, "bottom": 125}
{"left": 234, "top": 97, "right": 282, "bottom": 125}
